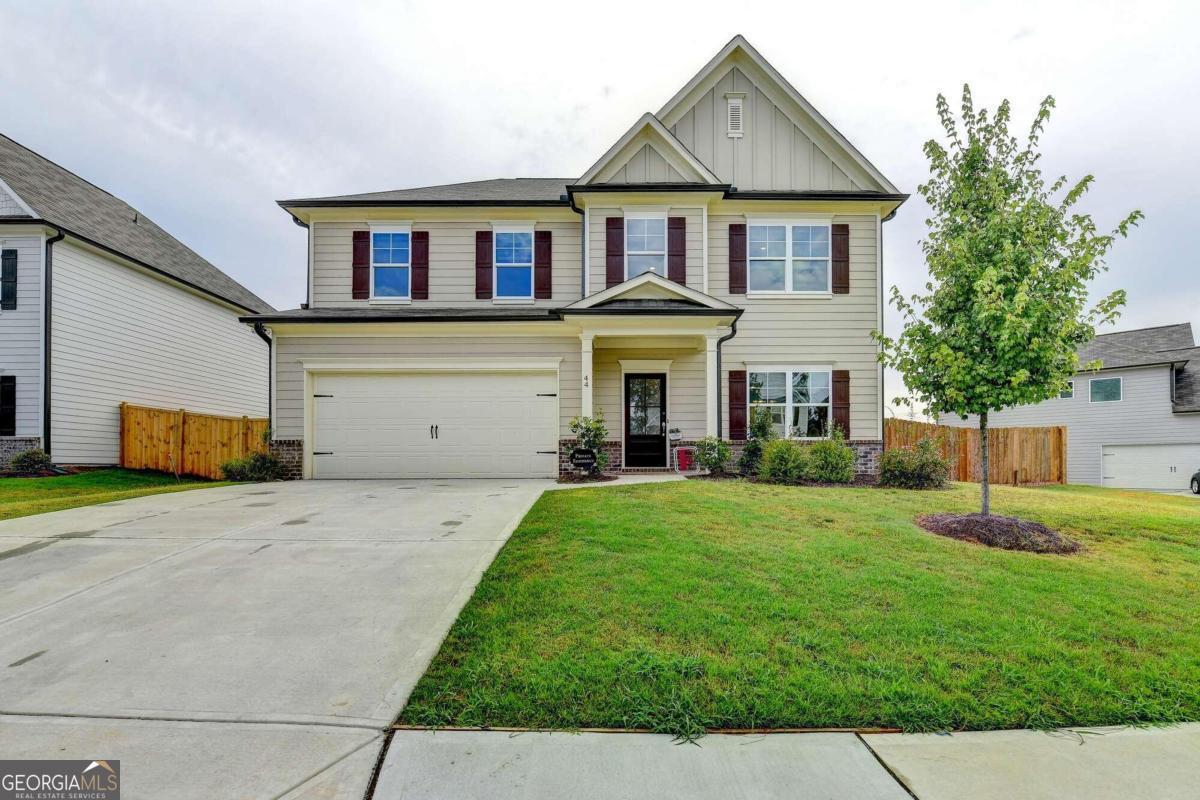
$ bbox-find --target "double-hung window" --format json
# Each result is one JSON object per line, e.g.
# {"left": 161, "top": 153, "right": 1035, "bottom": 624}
{"left": 1059, "top": 381, "right": 1074, "bottom": 399}
{"left": 494, "top": 225, "right": 534, "bottom": 299}
{"left": 370, "top": 226, "right": 410, "bottom": 300}
{"left": 625, "top": 215, "right": 667, "bottom": 278}
{"left": 747, "top": 221, "right": 831, "bottom": 293}
{"left": 748, "top": 368, "right": 832, "bottom": 438}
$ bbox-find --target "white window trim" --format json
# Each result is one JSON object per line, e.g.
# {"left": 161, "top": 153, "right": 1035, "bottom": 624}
{"left": 491, "top": 222, "right": 536, "bottom": 302}
{"left": 747, "top": 366, "right": 833, "bottom": 440}
{"left": 745, "top": 218, "right": 834, "bottom": 296}
{"left": 1059, "top": 380, "right": 1074, "bottom": 399}
{"left": 1089, "top": 376, "right": 1123, "bottom": 403}
{"left": 623, "top": 211, "right": 668, "bottom": 281}
{"left": 368, "top": 222, "right": 412, "bottom": 304}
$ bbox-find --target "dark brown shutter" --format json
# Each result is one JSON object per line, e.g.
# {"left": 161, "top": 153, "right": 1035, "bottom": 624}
{"left": 605, "top": 217, "right": 624, "bottom": 288}
{"left": 0, "top": 375, "right": 14, "bottom": 437}
{"left": 475, "top": 231, "right": 493, "bottom": 299}
{"left": 534, "top": 230, "right": 552, "bottom": 299}
{"left": 667, "top": 217, "right": 686, "bottom": 285}
{"left": 728, "top": 223, "right": 747, "bottom": 294}
{"left": 728, "top": 370, "right": 747, "bottom": 441}
{"left": 410, "top": 231, "right": 429, "bottom": 300}
{"left": 832, "top": 369, "right": 850, "bottom": 437}
{"left": 831, "top": 223, "right": 850, "bottom": 294}
{"left": 351, "top": 231, "right": 370, "bottom": 299}
{"left": 0, "top": 249, "right": 16, "bottom": 311}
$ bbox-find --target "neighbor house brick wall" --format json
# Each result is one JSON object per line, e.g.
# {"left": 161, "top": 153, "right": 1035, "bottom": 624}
{"left": 0, "top": 437, "right": 42, "bottom": 468}
{"left": 269, "top": 439, "right": 304, "bottom": 480}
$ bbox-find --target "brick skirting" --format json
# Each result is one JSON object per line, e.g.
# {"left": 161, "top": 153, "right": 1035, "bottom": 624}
{"left": 0, "top": 437, "right": 43, "bottom": 468}
{"left": 269, "top": 439, "right": 304, "bottom": 480}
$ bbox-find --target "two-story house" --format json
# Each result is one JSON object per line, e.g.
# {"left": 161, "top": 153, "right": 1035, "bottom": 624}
{"left": 0, "top": 134, "right": 272, "bottom": 467}
{"left": 245, "top": 36, "right": 906, "bottom": 479}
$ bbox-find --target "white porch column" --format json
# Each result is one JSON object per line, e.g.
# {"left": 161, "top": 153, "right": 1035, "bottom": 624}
{"left": 705, "top": 334, "right": 720, "bottom": 437}
{"left": 580, "top": 333, "right": 594, "bottom": 418}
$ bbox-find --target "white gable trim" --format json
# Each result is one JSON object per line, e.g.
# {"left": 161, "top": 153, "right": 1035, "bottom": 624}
{"left": 564, "top": 270, "right": 736, "bottom": 310}
{"left": 0, "top": 176, "right": 37, "bottom": 218}
{"left": 577, "top": 113, "right": 722, "bottom": 186}
{"left": 656, "top": 35, "right": 899, "bottom": 194}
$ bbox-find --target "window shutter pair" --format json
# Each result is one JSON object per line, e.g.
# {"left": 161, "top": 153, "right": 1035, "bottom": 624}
{"left": 727, "top": 222, "right": 849, "bottom": 295}
{"left": 726, "top": 368, "right": 851, "bottom": 440}
{"left": 605, "top": 216, "right": 687, "bottom": 288}
{"left": 1, "top": 249, "right": 17, "bottom": 311}
{"left": 0, "top": 375, "right": 15, "bottom": 437}
{"left": 475, "top": 230, "right": 552, "bottom": 299}
{"left": 351, "top": 230, "right": 429, "bottom": 300}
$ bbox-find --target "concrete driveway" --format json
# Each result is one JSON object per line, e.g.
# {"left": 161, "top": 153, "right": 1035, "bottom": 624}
{"left": 0, "top": 479, "right": 549, "bottom": 799}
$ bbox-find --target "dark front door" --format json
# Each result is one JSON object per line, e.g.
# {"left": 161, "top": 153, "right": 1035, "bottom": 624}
{"left": 625, "top": 373, "right": 667, "bottom": 467}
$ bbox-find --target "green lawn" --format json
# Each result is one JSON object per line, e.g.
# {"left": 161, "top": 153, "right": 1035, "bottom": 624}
{"left": 401, "top": 481, "right": 1200, "bottom": 737}
{"left": 0, "top": 469, "right": 229, "bottom": 521}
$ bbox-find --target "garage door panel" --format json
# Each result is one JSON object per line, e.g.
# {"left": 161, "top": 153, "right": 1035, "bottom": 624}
{"left": 312, "top": 372, "right": 557, "bottom": 479}
{"left": 1102, "top": 444, "right": 1200, "bottom": 491}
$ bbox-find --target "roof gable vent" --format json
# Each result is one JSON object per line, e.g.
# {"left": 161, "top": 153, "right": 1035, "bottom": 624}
{"left": 726, "top": 94, "right": 745, "bottom": 138}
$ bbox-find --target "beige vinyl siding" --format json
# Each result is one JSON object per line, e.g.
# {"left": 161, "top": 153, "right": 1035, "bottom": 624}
{"left": 668, "top": 67, "right": 864, "bottom": 192}
{"left": 0, "top": 233, "right": 42, "bottom": 438}
{"left": 311, "top": 219, "right": 581, "bottom": 307}
{"left": 273, "top": 335, "right": 583, "bottom": 439}
{"left": 710, "top": 213, "right": 881, "bottom": 441}
{"left": 586, "top": 207, "right": 704, "bottom": 296}
{"left": 592, "top": 347, "right": 707, "bottom": 439}
{"left": 604, "top": 143, "right": 690, "bottom": 183}
{"left": 941, "top": 366, "right": 1200, "bottom": 485}
{"left": 49, "top": 241, "right": 268, "bottom": 464}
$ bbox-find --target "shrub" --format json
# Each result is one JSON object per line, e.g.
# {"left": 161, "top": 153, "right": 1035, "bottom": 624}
{"left": 801, "top": 427, "right": 856, "bottom": 484}
{"left": 568, "top": 412, "right": 609, "bottom": 472}
{"left": 9, "top": 448, "right": 52, "bottom": 474}
{"left": 694, "top": 436, "right": 731, "bottom": 474}
{"left": 879, "top": 438, "right": 950, "bottom": 489}
{"left": 759, "top": 439, "right": 807, "bottom": 483}
{"left": 220, "top": 451, "right": 285, "bottom": 482}
{"left": 737, "top": 407, "right": 776, "bottom": 475}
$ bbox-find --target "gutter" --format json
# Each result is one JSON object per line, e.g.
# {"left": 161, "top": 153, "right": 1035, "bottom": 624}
{"left": 253, "top": 322, "right": 272, "bottom": 430}
{"left": 43, "top": 226, "right": 65, "bottom": 458}
{"left": 240, "top": 307, "right": 744, "bottom": 324}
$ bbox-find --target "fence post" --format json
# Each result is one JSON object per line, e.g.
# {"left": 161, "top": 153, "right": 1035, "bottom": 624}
{"left": 118, "top": 402, "right": 126, "bottom": 468}
{"left": 174, "top": 408, "right": 185, "bottom": 477}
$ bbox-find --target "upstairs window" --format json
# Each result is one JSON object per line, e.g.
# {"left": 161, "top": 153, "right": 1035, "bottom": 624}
{"left": 371, "top": 229, "right": 410, "bottom": 299}
{"left": 748, "top": 222, "right": 831, "bottom": 293}
{"left": 1, "top": 249, "right": 16, "bottom": 311}
{"left": 625, "top": 216, "right": 666, "bottom": 278}
{"left": 749, "top": 369, "right": 831, "bottom": 438}
{"left": 494, "top": 228, "right": 534, "bottom": 299}
{"left": 1090, "top": 377, "right": 1122, "bottom": 403}
{"left": 1059, "top": 381, "right": 1074, "bottom": 399}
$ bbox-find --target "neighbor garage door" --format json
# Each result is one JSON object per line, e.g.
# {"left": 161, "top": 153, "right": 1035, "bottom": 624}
{"left": 311, "top": 372, "right": 558, "bottom": 479}
{"left": 1101, "top": 443, "right": 1200, "bottom": 491}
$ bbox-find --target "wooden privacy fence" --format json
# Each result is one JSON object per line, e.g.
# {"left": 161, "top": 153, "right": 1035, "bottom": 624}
{"left": 884, "top": 418, "right": 1067, "bottom": 485}
{"left": 119, "top": 403, "right": 269, "bottom": 480}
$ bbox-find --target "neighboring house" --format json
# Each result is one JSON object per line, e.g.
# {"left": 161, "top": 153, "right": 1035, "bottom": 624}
{"left": 941, "top": 324, "right": 1200, "bottom": 491}
{"left": 0, "top": 134, "right": 272, "bottom": 466}
{"left": 245, "top": 35, "right": 906, "bottom": 480}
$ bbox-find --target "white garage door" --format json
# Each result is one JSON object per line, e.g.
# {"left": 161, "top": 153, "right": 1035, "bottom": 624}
{"left": 311, "top": 372, "right": 558, "bottom": 479}
{"left": 1101, "top": 443, "right": 1200, "bottom": 491}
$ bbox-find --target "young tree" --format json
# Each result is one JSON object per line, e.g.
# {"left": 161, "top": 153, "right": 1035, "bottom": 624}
{"left": 876, "top": 86, "right": 1142, "bottom": 516}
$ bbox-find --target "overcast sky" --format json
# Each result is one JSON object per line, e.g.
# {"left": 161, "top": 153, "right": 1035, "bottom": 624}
{"left": 2, "top": 0, "right": 1196, "bottom": 407}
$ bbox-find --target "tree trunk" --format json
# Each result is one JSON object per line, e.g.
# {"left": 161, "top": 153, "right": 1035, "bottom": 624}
{"left": 979, "top": 411, "right": 990, "bottom": 516}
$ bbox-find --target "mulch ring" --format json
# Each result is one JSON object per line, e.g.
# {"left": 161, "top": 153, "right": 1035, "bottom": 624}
{"left": 917, "top": 513, "right": 1082, "bottom": 555}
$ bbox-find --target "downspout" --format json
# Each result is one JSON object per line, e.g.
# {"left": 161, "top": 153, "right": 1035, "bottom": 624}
{"left": 253, "top": 322, "right": 272, "bottom": 431}
{"left": 43, "top": 226, "right": 65, "bottom": 458}
{"left": 567, "top": 192, "right": 586, "bottom": 298}
{"left": 714, "top": 315, "right": 739, "bottom": 438}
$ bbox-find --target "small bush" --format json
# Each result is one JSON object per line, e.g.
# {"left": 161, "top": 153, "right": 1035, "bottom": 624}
{"left": 568, "top": 413, "right": 609, "bottom": 472}
{"left": 737, "top": 407, "right": 776, "bottom": 475}
{"left": 759, "top": 439, "right": 807, "bottom": 483}
{"left": 9, "top": 448, "right": 52, "bottom": 474}
{"left": 220, "top": 451, "right": 285, "bottom": 482}
{"left": 694, "top": 436, "right": 731, "bottom": 474}
{"left": 880, "top": 438, "right": 949, "bottom": 489}
{"left": 801, "top": 427, "right": 856, "bottom": 484}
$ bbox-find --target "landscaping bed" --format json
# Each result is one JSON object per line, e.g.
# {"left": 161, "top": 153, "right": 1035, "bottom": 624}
{"left": 401, "top": 481, "right": 1200, "bottom": 738}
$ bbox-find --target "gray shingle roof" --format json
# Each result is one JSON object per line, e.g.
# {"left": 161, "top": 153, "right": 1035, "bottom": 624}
{"left": 1080, "top": 324, "right": 1199, "bottom": 413}
{"left": 280, "top": 178, "right": 574, "bottom": 206}
{"left": 0, "top": 134, "right": 271, "bottom": 313}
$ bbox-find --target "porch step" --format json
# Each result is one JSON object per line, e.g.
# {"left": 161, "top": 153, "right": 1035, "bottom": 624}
{"left": 619, "top": 467, "right": 677, "bottom": 474}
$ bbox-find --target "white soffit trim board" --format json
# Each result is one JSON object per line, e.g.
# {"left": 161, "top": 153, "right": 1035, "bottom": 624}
{"left": 655, "top": 35, "right": 899, "bottom": 194}
{"left": 300, "top": 358, "right": 562, "bottom": 372}
{"left": 619, "top": 359, "right": 673, "bottom": 371}
{"left": 577, "top": 112, "right": 722, "bottom": 186}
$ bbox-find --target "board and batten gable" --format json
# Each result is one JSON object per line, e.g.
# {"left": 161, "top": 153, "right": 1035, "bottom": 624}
{"left": 602, "top": 143, "right": 693, "bottom": 184}
{"left": 0, "top": 230, "right": 43, "bottom": 439}
{"left": 941, "top": 366, "right": 1200, "bottom": 485}
{"left": 49, "top": 240, "right": 268, "bottom": 464}
{"left": 311, "top": 218, "right": 581, "bottom": 307}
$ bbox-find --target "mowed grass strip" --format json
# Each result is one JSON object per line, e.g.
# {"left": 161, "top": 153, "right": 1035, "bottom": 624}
{"left": 401, "top": 481, "right": 1200, "bottom": 737}
{"left": 0, "top": 469, "right": 229, "bottom": 521}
